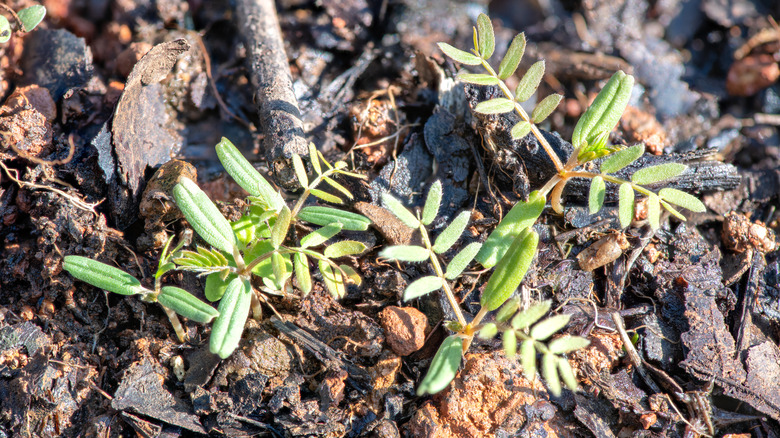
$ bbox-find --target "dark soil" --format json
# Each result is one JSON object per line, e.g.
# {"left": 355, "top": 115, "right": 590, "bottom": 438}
{"left": 2, "top": 0, "right": 780, "bottom": 437}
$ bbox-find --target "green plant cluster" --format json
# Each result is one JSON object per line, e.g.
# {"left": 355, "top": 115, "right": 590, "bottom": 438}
{"left": 62, "top": 13, "right": 708, "bottom": 400}
{"left": 0, "top": 4, "right": 45, "bottom": 43}
{"left": 65, "top": 139, "right": 370, "bottom": 359}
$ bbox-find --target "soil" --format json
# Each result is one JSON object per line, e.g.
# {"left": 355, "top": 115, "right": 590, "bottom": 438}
{"left": 2, "top": 0, "right": 780, "bottom": 437}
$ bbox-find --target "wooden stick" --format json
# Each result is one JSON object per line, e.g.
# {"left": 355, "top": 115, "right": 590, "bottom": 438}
{"left": 235, "top": 0, "right": 308, "bottom": 190}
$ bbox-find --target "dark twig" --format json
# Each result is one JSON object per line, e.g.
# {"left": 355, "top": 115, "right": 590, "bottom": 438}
{"left": 235, "top": 0, "right": 308, "bottom": 190}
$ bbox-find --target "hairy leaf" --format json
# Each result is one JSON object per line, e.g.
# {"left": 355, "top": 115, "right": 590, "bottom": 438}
{"left": 433, "top": 211, "right": 471, "bottom": 254}
{"left": 618, "top": 183, "right": 634, "bottom": 228}
{"left": 659, "top": 188, "right": 706, "bottom": 213}
{"left": 404, "top": 276, "right": 444, "bottom": 301}
{"left": 298, "top": 206, "right": 371, "bottom": 231}
{"left": 416, "top": 335, "right": 463, "bottom": 396}
{"left": 444, "top": 242, "right": 482, "bottom": 280}
{"left": 558, "top": 356, "right": 578, "bottom": 391}
{"left": 422, "top": 181, "right": 443, "bottom": 226}
{"left": 204, "top": 272, "right": 235, "bottom": 301}
{"left": 542, "top": 353, "right": 562, "bottom": 396}
{"left": 173, "top": 178, "right": 237, "bottom": 254}
{"left": 210, "top": 277, "right": 251, "bottom": 359}
{"left": 511, "top": 120, "right": 532, "bottom": 140}
{"left": 495, "top": 298, "right": 520, "bottom": 323}
{"left": 63, "top": 256, "right": 145, "bottom": 296}
{"left": 588, "top": 176, "right": 606, "bottom": 214}
{"left": 476, "top": 13, "right": 495, "bottom": 59}
{"left": 294, "top": 253, "right": 312, "bottom": 295}
{"left": 339, "top": 264, "right": 361, "bottom": 286}
{"left": 300, "top": 223, "right": 343, "bottom": 248}
{"left": 548, "top": 335, "right": 591, "bottom": 354}
{"left": 379, "top": 245, "right": 430, "bottom": 262}
{"left": 481, "top": 229, "right": 539, "bottom": 311}
{"left": 631, "top": 163, "right": 687, "bottom": 185}
{"left": 521, "top": 339, "right": 536, "bottom": 380}
{"left": 271, "top": 251, "right": 288, "bottom": 289}
{"left": 531, "top": 94, "right": 563, "bottom": 123}
{"left": 511, "top": 300, "right": 551, "bottom": 330}
{"left": 158, "top": 286, "right": 219, "bottom": 323}
{"left": 474, "top": 98, "right": 516, "bottom": 115}
{"left": 0, "top": 16, "right": 10, "bottom": 43}
{"left": 647, "top": 193, "right": 661, "bottom": 230}
{"left": 437, "top": 42, "right": 482, "bottom": 65}
{"left": 600, "top": 144, "right": 644, "bottom": 174}
{"left": 271, "top": 205, "right": 291, "bottom": 249}
{"left": 515, "top": 61, "right": 545, "bottom": 102}
{"left": 310, "top": 188, "right": 343, "bottom": 204}
{"left": 319, "top": 260, "right": 346, "bottom": 299}
{"left": 324, "top": 240, "right": 366, "bottom": 258}
{"left": 458, "top": 73, "right": 500, "bottom": 86}
{"left": 478, "top": 323, "right": 498, "bottom": 339}
{"left": 382, "top": 193, "right": 420, "bottom": 228}
{"left": 661, "top": 200, "right": 686, "bottom": 221}
{"left": 571, "top": 71, "right": 634, "bottom": 149}
{"left": 530, "top": 314, "right": 571, "bottom": 341}
{"left": 308, "top": 142, "right": 321, "bottom": 174}
{"left": 498, "top": 33, "right": 526, "bottom": 80}
{"left": 503, "top": 329, "right": 517, "bottom": 358}
{"left": 476, "top": 190, "right": 545, "bottom": 268}
{"left": 216, "top": 137, "right": 283, "bottom": 210}
{"left": 17, "top": 5, "right": 46, "bottom": 32}
{"left": 323, "top": 176, "right": 353, "bottom": 200}
{"left": 292, "top": 154, "right": 308, "bottom": 188}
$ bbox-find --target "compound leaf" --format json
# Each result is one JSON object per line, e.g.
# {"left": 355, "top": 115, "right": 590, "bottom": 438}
{"left": 379, "top": 245, "right": 430, "bottom": 262}
{"left": 548, "top": 335, "right": 591, "bottom": 354}
{"left": 433, "top": 211, "right": 471, "bottom": 254}
{"left": 618, "top": 183, "right": 634, "bottom": 228}
{"left": 437, "top": 42, "right": 482, "bottom": 65}
{"left": 498, "top": 33, "right": 526, "bottom": 80}
{"left": 503, "top": 329, "right": 517, "bottom": 358}
{"left": 294, "top": 253, "right": 312, "bottom": 295}
{"left": 310, "top": 188, "right": 343, "bottom": 204}
{"left": 659, "top": 188, "right": 706, "bottom": 213}
{"left": 323, "top": 176, "right": 353, "bottom": 200}
{"left": 300, "top": 223, "right": 343, "bottom": 248}
{"left": 531, "top": 93, "right": 563, "bottom": 123}
{"left": 542, "top": 352, "right": 562, "bottom": 396}
{"left": 600, "top": 144, "right": 644, "bottom": 174}
{"left": 647, "top": 193, "right": 661, "bottom": 230}
{"left": 511, "top": 300, "right": 551, "bottom": 330}
{"left": 292, "top": 154, "right": 308, "bottom": 188}
{"left": 474, "top": 98, "right": 515, "bottom": 115}
{"left": 422, "top": 180, "right": 442, "bottom": 226}
{"left": 588, "top": 176, "right": 606, "bottom": 214}
{"left": 495, "top": 298, "right": 520, "bottom": 323}
{"left": 416, "top": 335, "right": 463, "bottom": 396}
{"left": 558, "top": 356, "right": 578, "bottom": 391}
{"left": 515, "top": 61, "right": 545, "bottom": 102}
{"left": 521, "top": 339, "right": 537, "bottom": 380}
{"left": 308, "top": 142, "right": 321, "bottom": 174}
{"left": 631, "top": 163, "right": 687, "bottom": 185}
{"left": 404, "top": 276, "right": 444, "bottom": 301}
{"left": 444, "top": 242, "right": 482, "bottom": 280}
{"left": 173, "top": 178, "right": 237, "bottom": 254}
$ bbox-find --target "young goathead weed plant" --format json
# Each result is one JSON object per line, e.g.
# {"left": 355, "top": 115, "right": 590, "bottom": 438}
{"left": 0, "top": 4, "right": 45, "bottom": 43}
{"left": 381, "top": 13, "right": 707, "bottom": 397}
{"left": 64, "top": 138, "right": 371, "bottom": 359}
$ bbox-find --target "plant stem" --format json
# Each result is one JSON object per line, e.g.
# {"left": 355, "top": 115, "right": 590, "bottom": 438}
{"left": 480, "top": 59, "right": 565, "bottom": 172}
{"left": 564, "top": 171, "right": 655, "bottom": 197}
{"left": 419, "top": 224, "right": 468, "bottom": 328}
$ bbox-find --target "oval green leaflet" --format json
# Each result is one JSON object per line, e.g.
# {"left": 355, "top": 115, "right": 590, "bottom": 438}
{"left": 63, "top": 256, "right": 146, "bottom": 296}
{"left": 173, "top": 178, "right": 237, "bottom": 255}
{"left": 158, "top": 286, "right": 219, "bottom": 323}
{"left": 416, "top": 335, "right": 463, "bottom": 396}
{"left": 404, "top": 276, "right": 444, "bottom": 301}
{"left": 209, "top": 277, "right": 252, "bottom": 359}
{"left": 480, "top": 229, "right": 539, "bottom": 311}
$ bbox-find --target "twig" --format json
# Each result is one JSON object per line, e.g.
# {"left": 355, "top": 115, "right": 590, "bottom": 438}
{"left": 0, "top": 160, "right": 101, "bottom": 214}
{"left": 235, "top": 0, "right": 308, "bottom": 190}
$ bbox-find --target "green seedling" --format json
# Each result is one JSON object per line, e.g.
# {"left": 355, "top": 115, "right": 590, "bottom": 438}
{"left": 65, "top": 138, "right": 370, "bottom": 359}
{"left": 0, "top": 4, "right": 45, "bottom": 43}
{"left": 395, "top": 12, "right": 708, "bottom": 397}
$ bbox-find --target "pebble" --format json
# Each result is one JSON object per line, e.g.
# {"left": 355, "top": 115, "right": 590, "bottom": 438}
{"left": 379, "top": 306, "right": 427, "bottom": 356}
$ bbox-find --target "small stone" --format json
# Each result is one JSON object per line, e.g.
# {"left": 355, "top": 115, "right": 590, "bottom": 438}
{"left": 379, "top": 306, "right": 427, "bottom": 356}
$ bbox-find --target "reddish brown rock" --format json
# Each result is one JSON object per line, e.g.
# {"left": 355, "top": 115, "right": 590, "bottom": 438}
{"left": 379, "top": 306, "right": 427, "bottom": 356}
{"left": 5, "top": 85, "right": 57, "bottom": 122}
